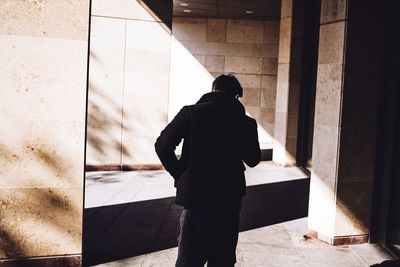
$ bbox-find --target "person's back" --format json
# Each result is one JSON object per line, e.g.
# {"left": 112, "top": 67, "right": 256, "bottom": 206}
{"left": 155, "top": 74, "right": 261, "bottom": 266}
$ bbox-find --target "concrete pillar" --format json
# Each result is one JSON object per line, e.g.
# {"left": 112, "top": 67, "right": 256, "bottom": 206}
{"left": 308, "top": 0, "right": 385, "bottom": 245}
{"left": 0, "top": 0, "right": 89, "bottom": 263}
{"left": 273, "top": 0, "right": 305, "bottom": 166}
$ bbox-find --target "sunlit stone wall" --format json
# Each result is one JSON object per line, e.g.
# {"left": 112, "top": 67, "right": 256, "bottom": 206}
{"left": 0, "top": 0, "right": 89, "bottom": 260}
{"left": 170, "top": 17, "right": 280, "bottom": 149}
{"left": 87, "top": 0, "right": 172, "bottom": 165}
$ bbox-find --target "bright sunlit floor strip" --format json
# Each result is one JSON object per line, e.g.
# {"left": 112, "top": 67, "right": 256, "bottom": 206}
{"left": 91, "top": 217, "right": 394, "bottom": 267}
{"left": 84, "top": 161, "right": 308, "bottom": 208}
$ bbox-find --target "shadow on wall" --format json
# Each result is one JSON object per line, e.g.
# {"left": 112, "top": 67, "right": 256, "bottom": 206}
{"left": 86, "top": 79, "right": 131, "bottom": 164}
{"left": 0, "top": 143, "right": 82, "bottom": 259}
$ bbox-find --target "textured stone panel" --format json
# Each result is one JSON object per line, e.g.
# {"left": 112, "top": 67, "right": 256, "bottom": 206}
{"left": 335, "top": 181, "right": 372, "bottom": 236}
{"left": 308, "top": 174, "right": 336, "bottom": 237}
{"left": 225, "top": 57, "right": 262, "bottom": 74}
{"left": 0, "top": 187, "right": 83, "bottom": 258}
{"left": 318, "top": 22, "right": 345, "bottom": 64}
{"left": 261, "top": 76, "right": 277, "bottom": 108}
{"left": 314, "top": 64, "right": 343, "bottom": 127}
{"left": 235, "top": 74, "right": 261, "bottom": 88}
{"left": 0, "top": 36, "right": 87, "bottom": 121}
{"left": 241, "top": 87, "right": 261, "bottom": 107}
{"left": 92, "top": 0, "right": 157, "bottom": 21}
{"left": 311, "top": 125, "right": 340, "bottom": 183}
{"left": 278, "top": 17, "right": 292, "bottom": 64}
{"left": 258, "top": 107, "right": 275, "bottom": 129}
{"left": 281, "top": 0, "right": 293, "bottom": 18}
{"left": 0, "top": 120, "right": 85, "bottom": 188}
{"left": 262, "top": 45, "right": 279, "bottom": 58}
{"left": 261, "top": 88, "right": 277, "bottom": 109}
{"left": 226, "top": 20, "right": 264, "bottom": 44}
{"left": 193, "top": 54, "right": 206, "bottom": 66}
{"left": 0, "top": 0, "right": 89, "bottom": 40}
{"left": 262, "top": 58, "right": 278, "bottom": 75}
{"left": 127, "top": 20, "right": 171, "bottom": 53}
{"left": 206, "top": 19, "right": 226, "bottom": 42}
{"left": 90, "top": 17, "right": 126, "bottom": 50}
{"left": 205, "top": 55, "right": 224, "bottom": 73}
{"left": 337, "top": 128, "right": 377, "bottom": 182}
{"left": 87, "top": 17, "right": 125, "bottom": 165}
{"left": 264, "top": 21, "right": 280, "bottom": 45}
{"left": 275, "top": 64, "right": 289, "bottom": 113}
{"left": 122, "top": 72, "right": 169, "bottom": 162}
{"left": 274, "top": 112, "right": 288, "bottom": 143}
{"left": 172, "top": 18, "right": 206, "bottom": 41}
{"left": 180, "top": 40, "right": 227, "bottom": 56}
{"left": 320, "top": 0, "right": 347, "bottom": 24}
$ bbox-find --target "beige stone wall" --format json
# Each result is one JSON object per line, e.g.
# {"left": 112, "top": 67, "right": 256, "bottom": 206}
{"left": 171, "top": 17, "right": 279, "bottom": 148}
{"left": 87, "top": 0, "right": 171, "bottom": 165}
{"left": 0, "top": 0, "right": 89, "bottom": 259}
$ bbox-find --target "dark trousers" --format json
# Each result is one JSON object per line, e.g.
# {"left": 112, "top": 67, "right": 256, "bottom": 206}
{"left": 175, "top": 209, "right": 240, "bottom": 267}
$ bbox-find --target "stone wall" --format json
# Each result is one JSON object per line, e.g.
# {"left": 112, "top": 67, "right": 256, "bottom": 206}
{"left": 87, "top": 0, "right": 172, "bottom": 166}
{"left": 0, "top": 0, "right": 89, "bottom": 260}
{"left": 171, "top": 17, "right": 280, "bottom": 148}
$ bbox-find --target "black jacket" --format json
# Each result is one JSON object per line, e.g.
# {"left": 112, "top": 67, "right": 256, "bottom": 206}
{"left": 155, "top": 92, "right": 261, "bottom": 211}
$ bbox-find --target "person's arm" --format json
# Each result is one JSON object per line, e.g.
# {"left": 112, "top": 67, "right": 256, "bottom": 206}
{"left": 242, "top": 116, "right": 261, "bottom": 167}
{"left": 155, "top": 106, "right": 190, "bottom": 180}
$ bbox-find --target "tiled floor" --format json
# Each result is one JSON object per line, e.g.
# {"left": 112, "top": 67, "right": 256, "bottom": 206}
{"left": 84, "top": 162, "right": 396, "bottom": 267}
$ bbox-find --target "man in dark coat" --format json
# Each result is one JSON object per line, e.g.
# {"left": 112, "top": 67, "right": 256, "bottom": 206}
{"left": 155, "top": 74, "right": 261, "bottom": 267}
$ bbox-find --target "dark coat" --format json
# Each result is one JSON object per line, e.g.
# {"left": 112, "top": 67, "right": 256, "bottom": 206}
{"left": 155, "top": 92, "right": 261, "bottom": 212}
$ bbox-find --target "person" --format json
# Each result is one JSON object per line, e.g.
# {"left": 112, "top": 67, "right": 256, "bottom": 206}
{"left": 155, "top": 73, "right": 261, "bottom": 267}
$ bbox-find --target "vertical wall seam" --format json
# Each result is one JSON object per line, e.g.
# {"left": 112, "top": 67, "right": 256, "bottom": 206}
{"left": 120, "top": 20, "right": 128, "bottom": 167}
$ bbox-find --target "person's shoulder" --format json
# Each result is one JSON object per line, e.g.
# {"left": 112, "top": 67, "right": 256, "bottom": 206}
{"left": 244, "top": 115, "right": 257, "bottom": 127}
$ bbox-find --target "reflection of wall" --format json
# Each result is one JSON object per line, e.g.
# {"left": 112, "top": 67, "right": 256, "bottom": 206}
{"left": 171, "top": 18, "right": 279, "bottom": 148}
{"left": 87, "top": 0, "right": 172, "bottom": 166}
{"left": 0, "top": 0, "right": 89, "bottom": 262}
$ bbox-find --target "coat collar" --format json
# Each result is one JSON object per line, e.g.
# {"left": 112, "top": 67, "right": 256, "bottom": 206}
{"left": 197, "top": 92, "right": 246, "bottom": 114}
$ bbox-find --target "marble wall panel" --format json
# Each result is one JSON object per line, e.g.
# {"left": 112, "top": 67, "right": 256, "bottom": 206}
{"left": 226, "top": 20, "right": 264, "bottom": 44}
{"left": 0, "top": 36, "right": 87, "bottom": 122}
{"left": 311, "top": 125, "right": 340, "bottom": 183}
{"left": 0, "top": 120, "right": 85, "bottom": 188}
{"left": 205, "top": 55, "right": 224, "bottom": 72}
{"left": 314, "top": 64, "right": 343, "bottom": 127}
{"left": 172, "top": 18, "right": 206, "bottom": 41}
{"left": 87, "top": 17, "right": 125, "bottom": 165}
{"left": 308, "top": 175, "right": 336, "bottom": 237}
{"left": 92, "top": 0, "right": 157, "bottom": 21}
{"left": 278, "top": 17, "right": 292, "bottom": 64}
{"left": 241, "top": 88, "right": 261, "bottom": 107}
{"left": 0, "top": 0, "right": 89, "bottom": 40}
{"left": 235, "top": 74, "right": 262, "bottom": 88}
{"left": 262, "top": 58, "right": 278, "bottom": 75}
{"left": 337, "top": 128, "right": 377, "bottom": 183}
{"left": 264, "top": 21, "right": 280, "bottom": 45}
{"left": 261, "top": 76, "right": 277, "bottom": 108}
{"left": 334, "top": 181, "right": 372, "bottom": 236}
{"left": 207, "top": 18, "right": 226, "bottom": 42}
{"left": 320, "top": 0, "right": 347, "bottom": 24}
{"left": 275, "top": 64, "right": 290, "bottom": 113}
{"left": 281, "top": 0, "right": 293, "bottom": 18}
{"left": 0, "top": 187, "right": 83, "bottom": 257}
{"left": 225, "top": 57, "right": 262, "bottom": 74}
{"left": 318, "top": 22, "right": 345, "bottom": 64}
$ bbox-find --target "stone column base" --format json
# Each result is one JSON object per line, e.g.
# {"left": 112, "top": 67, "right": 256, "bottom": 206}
{"left": 307, "top": 230, "right": 369, "bottom": 246}
{"left": 0, "top": 255, "right": 81, "bottom": 267}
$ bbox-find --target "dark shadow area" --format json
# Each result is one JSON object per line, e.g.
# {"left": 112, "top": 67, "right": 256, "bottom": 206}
{"left": 83, "top": 178, "right": 309, "bottom": 266}
{"left": 371, "top": 260, "right": 400, "bottom": 267}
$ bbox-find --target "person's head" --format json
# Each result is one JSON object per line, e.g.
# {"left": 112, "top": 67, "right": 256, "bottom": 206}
{"left": 212, "top": 73, "right": 243, "bottom": 99}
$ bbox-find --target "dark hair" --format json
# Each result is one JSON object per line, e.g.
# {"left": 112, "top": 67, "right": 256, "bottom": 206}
{"left": 212, "top": 73, "right": 243, "bottom": 98}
